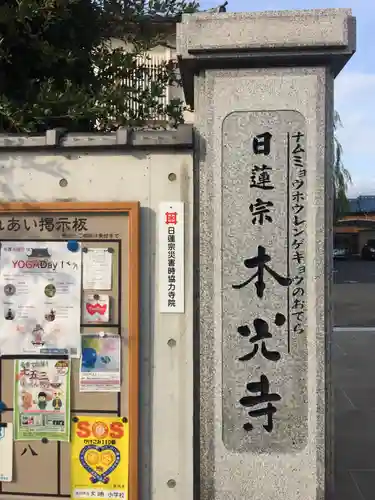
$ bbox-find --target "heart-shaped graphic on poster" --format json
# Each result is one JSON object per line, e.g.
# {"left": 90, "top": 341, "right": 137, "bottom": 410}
{"left": 86, "top": 303, "right": 107, "bottom": 316}
{"left": 79, "top": 445, "right": 120, "bottom": 484}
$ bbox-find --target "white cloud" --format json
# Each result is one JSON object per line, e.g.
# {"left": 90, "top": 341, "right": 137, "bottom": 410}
{"left": 334, "top": 71, "right": 375, "bottom": 197}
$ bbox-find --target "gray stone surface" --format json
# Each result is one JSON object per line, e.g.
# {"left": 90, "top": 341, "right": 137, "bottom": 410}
{"left": 178, "top": 9, "right": 355, "bottom": 55}
{"left": 193, "top": 65, "right": 333, "bottom": 500}
{"left": 0, "top": 124, "right": 194, "bottom": 149}
{"left": 221, "top": 111, "right": 307, "bottom": 453}
{"left": 177, "top": 9, "right": 356, "bottom": 107}
{"left": 178, "top": 9, "right": 356, "bottom": 500}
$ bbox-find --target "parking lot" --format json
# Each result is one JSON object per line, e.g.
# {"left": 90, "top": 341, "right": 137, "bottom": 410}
{"left": 333, "top": 328, "right": 375, "bottom": 500}
{"left": 333, "top": 258, "right": 375, "bottom": 498}
{"left": 334, "top": 258, "right": 375, "bottom": 327}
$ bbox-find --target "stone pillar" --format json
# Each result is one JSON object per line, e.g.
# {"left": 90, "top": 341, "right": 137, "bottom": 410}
{"left": 177, "top": 9, "right": 355, "bottom": 500}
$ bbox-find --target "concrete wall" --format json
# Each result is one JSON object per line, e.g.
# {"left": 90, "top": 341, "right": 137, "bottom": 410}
{"left": 0, "top": 127, "right": 194, "bottom": 500}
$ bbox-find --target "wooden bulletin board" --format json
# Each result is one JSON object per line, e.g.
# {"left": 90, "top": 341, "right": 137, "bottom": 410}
{"left": 0, "top": 202, "right": 139, "bottom": 500}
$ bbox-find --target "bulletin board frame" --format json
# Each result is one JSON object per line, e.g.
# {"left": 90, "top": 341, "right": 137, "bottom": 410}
{"left": 0, "top": 201, "right": 140, "bottom": 500}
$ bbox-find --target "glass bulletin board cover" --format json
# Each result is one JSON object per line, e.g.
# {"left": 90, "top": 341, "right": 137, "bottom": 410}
{"left": 14, "top": 358, "right": 71, "bottom": 442}
{"left": 0, "top": 202, "right": 139, "bottom": 500}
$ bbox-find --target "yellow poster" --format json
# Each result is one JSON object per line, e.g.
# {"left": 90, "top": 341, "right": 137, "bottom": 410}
{"left": 71, "top": 416, "right": 129, "bottom": 500}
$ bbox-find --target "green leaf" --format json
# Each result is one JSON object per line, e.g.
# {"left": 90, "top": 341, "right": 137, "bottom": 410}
{"left": 0, "top": 0, "right": 199, "bottom": 132}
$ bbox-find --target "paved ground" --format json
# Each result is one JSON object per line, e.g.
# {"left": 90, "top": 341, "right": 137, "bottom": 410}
{"left": 334, "top": 259, "right": 375, "bottom": 285}
{"left": 325, "top": 263, "right": 375, "bottom": 497}
{"left": 334, "top": 284, "right": 375, "bottom": 327}
{"left": 333, "top": 328, "right": 375, "bottom": 500}
{"left": 334, "top": 259, "right": 375, "bottom": 327}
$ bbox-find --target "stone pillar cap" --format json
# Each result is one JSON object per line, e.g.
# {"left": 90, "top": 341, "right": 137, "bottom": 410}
{"left": 177, "top": 9, "right": 356, "bottom": 108}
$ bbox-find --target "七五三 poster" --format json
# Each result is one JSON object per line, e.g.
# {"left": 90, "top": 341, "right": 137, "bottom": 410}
{"left": 14, "top": 358, "right": 70, "bottom": 441}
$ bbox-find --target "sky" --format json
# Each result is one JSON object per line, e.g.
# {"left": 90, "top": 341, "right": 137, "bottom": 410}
{"left": 199, "top": 0, "right": 373, "bottom": 198}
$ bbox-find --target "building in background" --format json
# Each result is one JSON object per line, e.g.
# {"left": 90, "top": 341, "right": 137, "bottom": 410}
{"left": 334, "top": 195, "right": 375, "bottom": 254}
{"left": 114, "top": 4, "right": 227, "bottom": 123}
{"left": 112, "top": 15, "right": 193, "bottom": 124}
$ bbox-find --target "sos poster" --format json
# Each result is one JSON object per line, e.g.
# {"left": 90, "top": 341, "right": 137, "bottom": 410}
{"left": 71, "top": 416, "right": 129, "bottom": 500}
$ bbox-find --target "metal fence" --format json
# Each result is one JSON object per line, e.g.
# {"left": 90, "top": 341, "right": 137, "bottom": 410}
{"left": 94, "top": 49, "right": 172, "bottom": 128}
{"left": 129, "top": 53, "right": 170, "bottom": 121}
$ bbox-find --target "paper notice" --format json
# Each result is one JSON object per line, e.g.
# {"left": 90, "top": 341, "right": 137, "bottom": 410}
{"left": 83, "top": 249, "right": 113, "bottom": 290}
{"left": 0, "top": 423, "right": 13, "bottom": 481}
{"left": 71, "top": 416, "right": 129, "bottom": 500}
{"left": 0, "top": 241, "right": 82, "bottom": 357}
{"left": 83, "top": 295, "right": 110, "bottom": 323}
{"left": 14, "top": 358, "right": 71, "bottom": 442}
{"left": 80, "top": 334, "right": 121, "bottom": 392}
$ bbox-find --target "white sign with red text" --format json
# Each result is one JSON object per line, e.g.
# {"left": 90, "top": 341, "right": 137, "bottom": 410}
{"left": 0, "top": 241, "right": 82, "bottom": 356}
{"left": 158, "top": 202, "right": 184, "bottom": 313}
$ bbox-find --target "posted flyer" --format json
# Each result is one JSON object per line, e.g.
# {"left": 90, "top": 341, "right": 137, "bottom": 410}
{"left": 14, "top": 358, "right": 70, "bottom": 441}
{"left": 71, "top": 416, "right": 129, "bottom": 500}
{"left": 0, "top": 423, "right": 13, "bottom": 481}
{"left": 83, "top": 248, "right": 113, "bottom": 290}
{"left": 80, "top": 334, "right": 121, "bottom": 392}
{"left": 0, "top": 241, "right": 82, "bottom": 356}
{"left": 83, "top": 295, "right": 110, "bottom": 324}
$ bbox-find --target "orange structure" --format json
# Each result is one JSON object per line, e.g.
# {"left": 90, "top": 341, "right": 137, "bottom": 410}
{"left": 334, "top": 196, "right": 375, "bottom": 254}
